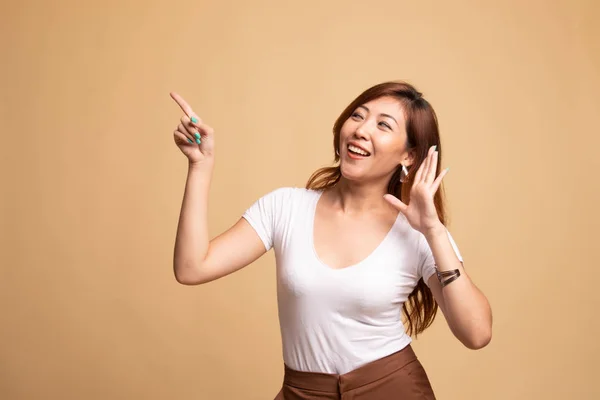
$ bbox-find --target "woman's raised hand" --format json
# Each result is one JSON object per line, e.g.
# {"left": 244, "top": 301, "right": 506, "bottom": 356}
{"left": 170, "top": 92, "right": 215, "bottom": 164}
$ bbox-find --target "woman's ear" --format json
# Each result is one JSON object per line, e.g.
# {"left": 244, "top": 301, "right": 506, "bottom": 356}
{"left": 402, "top": 149, "right": 416, "bottom": 168}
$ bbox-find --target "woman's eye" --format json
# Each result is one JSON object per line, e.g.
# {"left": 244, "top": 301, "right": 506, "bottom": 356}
{"left": 379, "top": 122, "right": 391, "bottom": 130}
{"left": 351, "top": 112, "right": 363, "bottom": 119}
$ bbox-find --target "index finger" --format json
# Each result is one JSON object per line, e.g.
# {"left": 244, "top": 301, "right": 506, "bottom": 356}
{"left": 170, "top": 92, "right": 195, "bottom": 118}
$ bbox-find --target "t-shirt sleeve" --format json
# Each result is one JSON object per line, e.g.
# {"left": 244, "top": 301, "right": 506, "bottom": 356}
{"left": 418, "top": 229, "right": 463, "bottom": 287}
{"left": 241, "top": 187, "right": 289, "bottom": 252}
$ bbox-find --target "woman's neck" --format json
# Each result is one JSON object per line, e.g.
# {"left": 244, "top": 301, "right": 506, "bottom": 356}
{"left": 326, "top": 179, "right": 391, "bottom": 215}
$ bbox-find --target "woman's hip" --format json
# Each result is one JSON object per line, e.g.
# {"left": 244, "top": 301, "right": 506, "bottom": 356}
{"left": 275, "top": 344, "right": 436, "bottom": 399}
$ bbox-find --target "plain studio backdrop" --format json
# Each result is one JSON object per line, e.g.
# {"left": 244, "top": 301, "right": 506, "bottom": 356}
{"left": 1, "top": 0, "right": 599, "bottom": 399}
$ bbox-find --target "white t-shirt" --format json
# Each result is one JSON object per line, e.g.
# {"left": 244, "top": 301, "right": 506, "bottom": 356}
{"left": 242, "top": 187, "right": 463, "bottom": 374}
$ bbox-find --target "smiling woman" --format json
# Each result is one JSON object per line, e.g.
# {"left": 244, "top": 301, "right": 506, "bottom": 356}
{"left": 171, "top": 80, "right": 492, "bottom": 399}
{"left": 306, "top": 81, "right": 459, "bottom": 340}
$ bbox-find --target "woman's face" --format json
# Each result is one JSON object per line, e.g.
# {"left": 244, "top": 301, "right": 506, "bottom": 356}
{"left": 338, "top": 96, "right": 413, "bottom": 184}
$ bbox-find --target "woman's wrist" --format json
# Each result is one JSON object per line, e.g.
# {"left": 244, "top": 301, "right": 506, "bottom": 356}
{"left": 189, "top": 158, "right": 214, "bottom": 171}
{"left": 423, "top": 222, "right": 446, "bottom": 241}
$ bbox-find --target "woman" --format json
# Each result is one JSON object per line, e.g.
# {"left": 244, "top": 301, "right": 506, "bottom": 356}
{"left": 171, "top": 81, "right": 492, "bottom": 399}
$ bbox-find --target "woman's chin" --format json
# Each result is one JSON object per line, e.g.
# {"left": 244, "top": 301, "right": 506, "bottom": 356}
{"left": 340, "top": 165, "right": 368, "bottom": 182}
{"left": 340, "top": 163, "right": 395, "bottom": 186}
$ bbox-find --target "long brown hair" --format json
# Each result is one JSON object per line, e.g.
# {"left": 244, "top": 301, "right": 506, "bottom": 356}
{"left": 306, "top": 81, "right": 447, "bottom": 337}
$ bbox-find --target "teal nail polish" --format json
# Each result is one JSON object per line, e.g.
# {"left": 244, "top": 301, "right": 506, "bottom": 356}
{"left": 433, "top": 145, "right": 437, "bottom": 151}
{"left": 194, "top": 132, "right": 200, "bottom": 139}
{"left": 187, "top": 138, "right": 193, "bottom": 143}
{"left": 191, "top": 116, "right": 198, "bottom": 124}
{"left": 196, "top": 138, "right": 201, "bottom": 144}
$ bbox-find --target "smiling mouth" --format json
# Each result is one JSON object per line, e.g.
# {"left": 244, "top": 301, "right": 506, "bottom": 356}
{"left": 348, "top": 144, "right": 371, "bottom": 157}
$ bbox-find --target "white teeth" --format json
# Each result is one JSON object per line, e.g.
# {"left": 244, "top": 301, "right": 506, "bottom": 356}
{"left": 348, "top": 144, "right": 370, "bottom": 156}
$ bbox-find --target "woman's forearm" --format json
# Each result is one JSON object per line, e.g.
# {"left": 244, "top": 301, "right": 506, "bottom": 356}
{"left": 425, "top": 226, "right": 493, "bottom": 349}
{"left": 173, "top": 160, "right": 214, "bottom": 283}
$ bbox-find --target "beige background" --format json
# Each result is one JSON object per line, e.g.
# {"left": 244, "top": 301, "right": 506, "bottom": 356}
{"left": 1, "top": 0, "right": 599, "bottom": 399}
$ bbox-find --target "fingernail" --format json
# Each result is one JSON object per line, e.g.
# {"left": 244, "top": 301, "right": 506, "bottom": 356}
{"left": 196, "top": 138, "right": 201, "bottom": 144}
{"left": 433, "top": 145, "right": 437, "bottom": 151}
{"left": 187, "top": 138, "right": 193, "bottom": 143}
{"left": 445, "top": 167, "right": 450, "bottom": 172}
{"left": 191, "top": 116, "right": 199, "bottom": 124}
{"left": 194, "top": 132, "right": 200, "bottom": 139}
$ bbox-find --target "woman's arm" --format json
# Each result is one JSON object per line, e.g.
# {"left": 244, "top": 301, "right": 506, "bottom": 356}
{"left": 425, "top": 226, "right": 493, "bottom": 349}
{"left": 170, "top": 92, "right": 267, "bottom": 285}
{"left": 383, "top": 145, "right": 492, "bottom": 349}
{"left": 173, "top": 161, "right": 267, "bottom": 285}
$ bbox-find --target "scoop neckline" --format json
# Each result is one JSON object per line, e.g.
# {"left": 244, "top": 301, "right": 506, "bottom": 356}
{"left": 308, "top": 189, "right": 401, "bottom": 272}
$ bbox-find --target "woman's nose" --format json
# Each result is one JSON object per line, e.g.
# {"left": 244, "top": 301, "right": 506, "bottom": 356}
{"left": 355, "top": 123, "right": 372, "bottom": 140}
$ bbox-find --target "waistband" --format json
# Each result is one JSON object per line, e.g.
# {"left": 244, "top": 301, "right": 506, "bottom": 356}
{"left": 283, "top": 344, "right": 418, "bottom": 393}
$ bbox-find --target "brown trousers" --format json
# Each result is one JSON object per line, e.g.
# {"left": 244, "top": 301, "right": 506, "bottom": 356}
{"left": 274, "top": 345, "right": 435, "bottom": 400}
